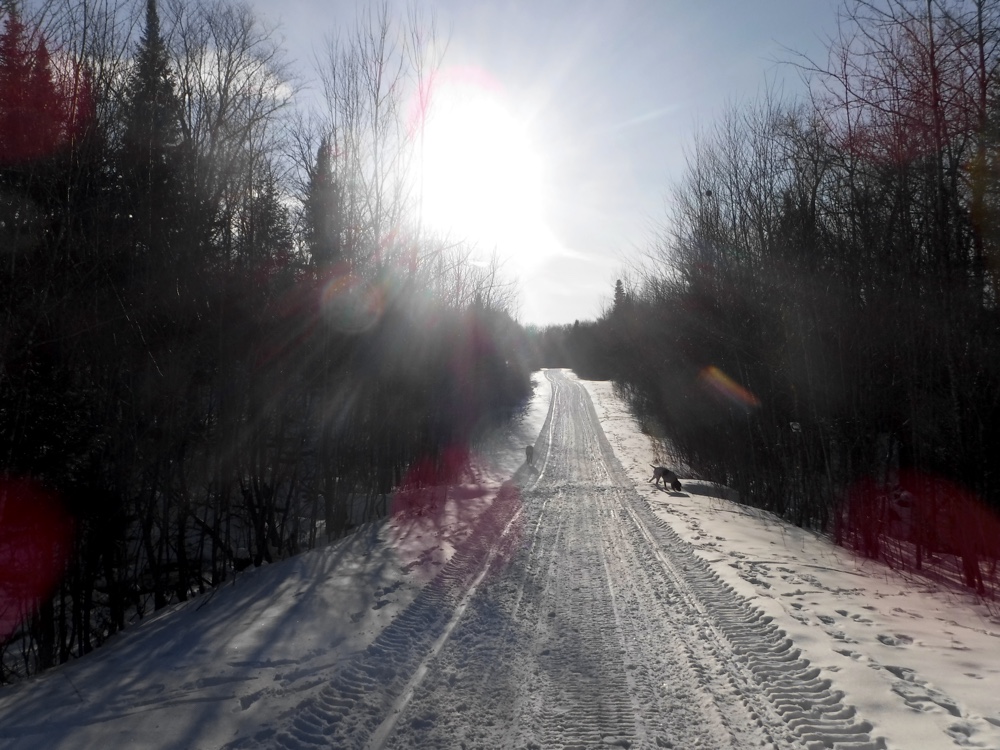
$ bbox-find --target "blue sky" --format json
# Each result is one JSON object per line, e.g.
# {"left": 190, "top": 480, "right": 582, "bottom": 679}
{"left": 261, "top": 0, "right": 840, "bottom": 326}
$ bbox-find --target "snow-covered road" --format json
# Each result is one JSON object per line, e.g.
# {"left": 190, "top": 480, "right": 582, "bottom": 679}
{"left": 234, "top": 370, "right": 878, "bottom": 749}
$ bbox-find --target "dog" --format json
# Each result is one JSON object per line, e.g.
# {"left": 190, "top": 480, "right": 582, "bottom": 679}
{"left": 525, "top": 445, "right": 534, "bottom": 466}
{"left": 649, "top": 465, "right": 682, "bottom": 492}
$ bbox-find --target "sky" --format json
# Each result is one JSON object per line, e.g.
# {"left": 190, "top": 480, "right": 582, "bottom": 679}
{"left": 261, "top": 0, "right": 841, "bottom": 326}
{"left": 1, "top": 370, "right": 996, "bottom": 749}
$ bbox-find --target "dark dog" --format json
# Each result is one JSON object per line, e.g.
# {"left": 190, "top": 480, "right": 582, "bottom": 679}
{"left": 649, "top": 465, "right": 682, "bottom": 492}
{"left": 525, "top": 445, "right": 534, "bottom": 466}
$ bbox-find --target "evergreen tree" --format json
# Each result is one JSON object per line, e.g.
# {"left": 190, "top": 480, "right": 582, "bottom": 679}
{"left": 0, "top": 4, "right": 33, "bottom": 165}
{"left": 27, "top": 37, "right": 62, "bottom": 158}
{"left": 119, "top": 0, "right": 183, "bottom": 275}
{"left": 0, "top": 5, "right": 33, "bottom": 252}
{"left": 0, "top": 6, "right": 66, "bottom": 165}
{"left": 302, "top": 138, "right": 344, "bottom": 269}
{"left": 613, "top": 279, "right": 627, "bottom": 311}
{"left": 240, "top": 167, "right": 295, "bottom": 276}
{"left": 112, "top": 0, "right": 190, "bottom": 613}
{"left": 0, "top": 6, "right": 67, "bottom": 254}
{"left": 123, "top": 0, "right": 180, "bottom": 158}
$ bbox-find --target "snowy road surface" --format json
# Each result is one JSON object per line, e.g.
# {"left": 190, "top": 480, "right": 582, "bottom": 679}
{"left": 233, "top": 369, "right": 878, "bottom": 749}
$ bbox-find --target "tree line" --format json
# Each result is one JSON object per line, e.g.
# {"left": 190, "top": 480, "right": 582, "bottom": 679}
{"left": 580, "top": 0, "right": 1000, "bottom": 595}
{"left": 0, "top": 0, "right": 531, "bottom": 680}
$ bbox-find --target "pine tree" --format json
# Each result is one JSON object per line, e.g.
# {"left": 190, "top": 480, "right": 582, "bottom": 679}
{"left": 302, "top": 138, "right": 344, "bottom": 269}
{"left": 240, "top": 168, "right": 295, "bottom": 277}
{"left": 27, "top": 37, "right": 63, "bottom": 158}
{"left": 123, "top": 0, "right": 180, "bottom": 160}
{"left": 119, "top": 0, "right": 183, "bottom": 262}
{"left": 112, "top": 0, "right": 189, "bottom": 612}
{"left": 613, "top": 279, "right": 627, "bottom": 311}
{"left": 0, "top": 4, "right": 33, "bottom": 165}
{"left": 0, "top": 6, "right": 63, "bottom": 165}
{"left": 0, "top": 7, "right": 69, "bottom": 259}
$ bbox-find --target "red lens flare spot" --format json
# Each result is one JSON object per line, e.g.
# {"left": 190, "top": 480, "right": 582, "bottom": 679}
{"left": 387, "top": 446, "right": 522, "bottom": 581}
{"left": 840, "top": 470, "right": 1000, "bottom": 594}
{"left": 698, "top": 366, "right": 761, "bottom": 410}
{"left": 0, "top": 477, "right": 75, "bottom": 640}
{"left": 0, "top": 20, "right": 96, "bottom": 168}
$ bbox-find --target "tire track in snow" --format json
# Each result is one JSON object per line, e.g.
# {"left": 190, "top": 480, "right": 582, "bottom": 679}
{"left": 512, "top": 377, "right": 641, "bottom": 750}
{"left": 519, "top": 487, "right": 642, "bottom": 750}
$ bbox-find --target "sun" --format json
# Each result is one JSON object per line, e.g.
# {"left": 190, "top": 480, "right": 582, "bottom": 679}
{"left": 411, "top": 68, "right": 558, "bottom": 273}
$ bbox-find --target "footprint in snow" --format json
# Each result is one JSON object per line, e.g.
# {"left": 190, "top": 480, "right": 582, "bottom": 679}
{"left": 374, "top": 581, "right": 402, "bottom": 598}
{"left": 781, "top": 588, "right": 819, "bottom": 597}
{"left": 829, "top": 630, "right": 857, "bottom": 643}
{"left": 877, "top": 633, "right": 914, "bottom": 647}
{"left": 882, "top": 666, "right": 963, "bottom": 718}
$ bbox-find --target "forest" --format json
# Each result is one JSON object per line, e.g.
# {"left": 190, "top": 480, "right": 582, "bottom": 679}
{"left": 570, "top": 0, "right": 1000, "bottom": 598}
{"left": 1, "top": 0, "right": 532, "bottom": 680}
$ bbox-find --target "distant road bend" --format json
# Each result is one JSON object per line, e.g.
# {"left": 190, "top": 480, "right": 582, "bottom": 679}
{"left": 238, "top": 369, "right": 881, "bottom": 750}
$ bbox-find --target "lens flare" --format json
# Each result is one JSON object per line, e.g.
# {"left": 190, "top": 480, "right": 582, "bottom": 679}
{"left": 698, "top": 366, "right": 761, "bottom": 410}
{"left": 0, "top": 477, "right": 75, "bottom": 640}
{"left": 841, "top": 470, "right": 999, "bottom": 593}
{"left": 387, "top": 446, "right": 522, "bottom": 581}
{"left": 0, "top": 32, "right": 95, "bottom": 168}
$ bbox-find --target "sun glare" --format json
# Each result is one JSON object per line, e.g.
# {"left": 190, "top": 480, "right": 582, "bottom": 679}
{"left": 413, "top": 69, "right": 558, "bottom": 273}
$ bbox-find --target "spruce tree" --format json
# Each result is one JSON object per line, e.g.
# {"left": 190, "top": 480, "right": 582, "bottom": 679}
{"left": 613, "top": 279, "right": 627, "bottom": 311}
{"left": 123, "top": 0, "right": 180, "bottom": 160}
{"left": 0, "top": 4, "right": 33, "bottom": 165}
{"left": 0, "top": 6, "right": 65, "bottom": 252}
{"left": 114, "top": 0, "right": 189, "bottom": 612}
{"left": 119, "top": 0, "right": 183, "bottom": 278}
{"left": 1, "top": 7, "right": 65, "bottom": 162}
{"left": 302, "top": 138, "right": 344, "bottom": 269}
{"left": 27, "top": 37, "right": 63, "bottom": 160}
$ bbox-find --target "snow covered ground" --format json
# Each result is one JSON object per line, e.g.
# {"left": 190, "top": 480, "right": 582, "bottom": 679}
{"left": 0, "top": 370, "right": 997, "bottom": 749}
